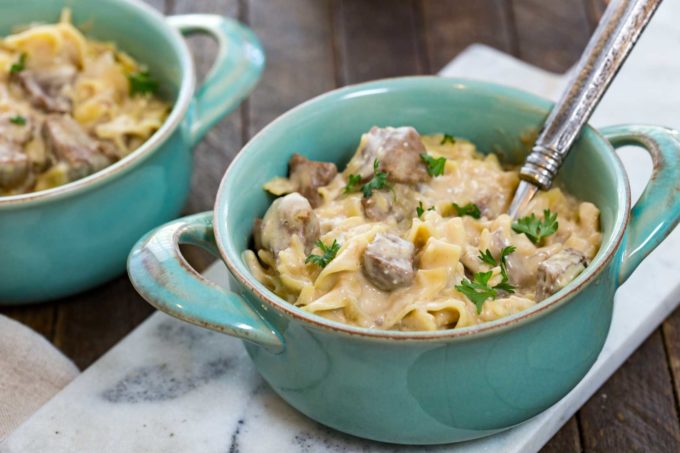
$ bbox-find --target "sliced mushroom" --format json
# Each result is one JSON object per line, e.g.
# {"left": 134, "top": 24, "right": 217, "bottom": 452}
{"left": 361, "top": 183, "right": 418, "bottom": 227}
{"left": 0, "top": 139, "right": 29, "bottom": 189}
{"left": 288, "top": 153, "right": 337, "bottom": 207}
{"left": 346, "top": 126, "right": 429, "bottom": 184}
{"left": 363, "top": 233, "right": 415, "bottom": 291}
{"left": 536, "top": 248, "right": 587, "bottom": 301}
{"left": 0, "top": 112, "right": 34, "bottom": 144}
{"left": 42, "top": 115, "right": 112, "bottom": 180}
{"left": 13, "top": 65, "right": 76, "bottom": 113}
{"left": 258, "top": 192, "right": 320, "bottom": 254}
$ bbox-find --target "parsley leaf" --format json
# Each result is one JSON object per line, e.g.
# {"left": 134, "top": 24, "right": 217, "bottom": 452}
{"left": 420, "top": 153, "right": 446, "bottom": 177}
{"left": 478, "top": 249, "right": 496, "bottom": 266}
{"left": 10, "top": 53, "right": 26, "bottom": 74}
{"left": 452, "top": 202, "right": 481, "bottom": 219}
{"left": 476, "top": 246, "right": 517, "bottom": 296}
{"left": 343, "top": 174, "right": 361, "bottom": 194}
{"left": 305, "top": 239, "right": 341, "bottom": 268}
{"left": 9, "top": 115, "right": 25, "bottom": 125}
{"left": 440, "top": 134, "right": 456, "bottom": 145}
{"left": 361, "top": 159, "right": 390, "bottom": 198}
{"left": 512, "top": 209, "right": 558, "bottom": 244}
{"left": 416, "top": 201, "right": 436, "bottom": 218}
{"left": 455, "top": 271, "right": 497, "bottom": 314}
{"left": 128, "top": 70, "right": 159, "bottom": 96}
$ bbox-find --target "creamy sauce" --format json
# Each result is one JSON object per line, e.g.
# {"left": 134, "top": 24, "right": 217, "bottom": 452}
{"left": 245, "top": 128, "right": 602, "bottom": 331}
{"left": 0, "top": 10, "right": 169, "bottom": 195}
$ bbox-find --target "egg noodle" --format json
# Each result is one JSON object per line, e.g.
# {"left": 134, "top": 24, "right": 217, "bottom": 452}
{"left": 0, "top": 9, "right": 169, "bottom": 195}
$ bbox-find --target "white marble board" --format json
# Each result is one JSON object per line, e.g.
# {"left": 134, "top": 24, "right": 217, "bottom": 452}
{"left": 3, "top": 1, "right": 680, "bottom": 451}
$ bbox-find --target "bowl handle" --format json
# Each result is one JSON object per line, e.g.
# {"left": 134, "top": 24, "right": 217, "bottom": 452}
{"left": 601, "top": 125, "right": 680, "bottom": 284}
{"left": 127, "top": 211, "right": 284, "bottom": 353}
{"left": 167, "top": 14, "right": 265, "bottom": 146}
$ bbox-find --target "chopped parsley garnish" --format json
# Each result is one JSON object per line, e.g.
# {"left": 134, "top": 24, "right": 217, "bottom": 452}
{"left": 440, "top": 133, "right": 456, "bottom": 145}
{"left": 343, "top": 174, "right": 361, "bottom": 194}
{"left": 512, "top": 209, "right": 558, "bottom": 244}
{"left": 478, "top": 249, "right": 496, "bottom": 266}
{"left": 420, "top": 153, "right": 446, "bottom": 177}
{"left": 128, "top": 70, "right": 159, "bottom": 96}
{"left": 458, "top": 246, "right": 518, "bottom": 313}
{"left": 455, "top": 271, "right": 497, "bottom": 314}
{"left": 305, "top": 239, "right": 341, "bottom": 268}
{"left": 360, "top": 159, "right": 390, "bottom": 198}
{"left": 10, "top": 53, "right": 26, "bottom": 74}
{"left": 452, "top": 202, "right": 481, "bottom": 219}
{"left": 416, "top": 201, "right": 436, "bottom": 218}
{"left": 9, "top": 115, "right": 25, "bottom": 125}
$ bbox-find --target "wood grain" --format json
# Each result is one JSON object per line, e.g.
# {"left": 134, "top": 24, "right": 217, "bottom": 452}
{"left": 247, "top": 0, "right": 337, "bottom": 136}
{"left": 541, "top": 417, "right": 582, "bottom": 453}
{"left": 335, "top": 0, "right": 424, "bottom": 84}
{"left": 510, "top": 0, "right": 591, "bottom": 72}
{"left": 662, "top": 306, "right": 680, "bottom": 437}
{"left": 52, "top": 277, "right": 153, "bottom": 370}
{"left": 420, "top": 0, "right": 515, "bottom": 72}
{"left": 579, "top": 331, "right": 680, "bottom": 451}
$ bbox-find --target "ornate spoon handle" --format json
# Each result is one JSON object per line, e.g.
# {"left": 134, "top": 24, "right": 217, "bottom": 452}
{"left": 508, "top": 0, "right": 663, "bottom": 218}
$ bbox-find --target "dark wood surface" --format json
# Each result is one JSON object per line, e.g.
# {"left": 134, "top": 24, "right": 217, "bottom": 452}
{"left": 3, "top": 1, "right": 680, "bottom": 450}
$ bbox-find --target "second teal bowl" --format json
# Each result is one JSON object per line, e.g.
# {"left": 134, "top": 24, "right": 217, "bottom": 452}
{"left": 0, "top": 0, "right": 265, "bottom": 303}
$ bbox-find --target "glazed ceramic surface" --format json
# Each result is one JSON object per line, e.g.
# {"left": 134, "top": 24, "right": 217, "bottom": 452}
{"left": 0, "top": 0, "right": 264, "bottom": 303}
{"left": 128, "top": 77, "right": 680, "bottom": 444}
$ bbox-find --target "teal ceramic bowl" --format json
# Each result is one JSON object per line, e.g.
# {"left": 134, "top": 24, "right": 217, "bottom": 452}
{"left": 0, "top": 0, "right": 264, "bottom": 303}
{"left": 128, "top": 77, "right": 680, "bottom": 444}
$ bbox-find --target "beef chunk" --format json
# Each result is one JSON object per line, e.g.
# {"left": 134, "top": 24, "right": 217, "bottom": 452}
{"left": 288, "top": 153, "right": 337, "bottom": 207}
{"left": 14, "top": 66, "right": 76, "bottom": 113}
{"left": 536, "top": 248, "right": 587, "bottom": 301}
{"left": 363, "top": 233, "right": 415, "bottom": 291}
{"left": 42, "top": 115, "right": 112, "bottom": 180}
{"left": 258, "top": 192, "right": 320, "bottom": 254}
{"left": 0, "top": 140, "right": 29, "bottom": 189}
{"left": 346, "top": 127, "right": 429, "bottom": 184}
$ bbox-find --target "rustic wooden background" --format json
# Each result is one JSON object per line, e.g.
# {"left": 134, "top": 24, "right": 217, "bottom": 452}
{"left": 3, "top": 1, "right": 680, "bottom": 451}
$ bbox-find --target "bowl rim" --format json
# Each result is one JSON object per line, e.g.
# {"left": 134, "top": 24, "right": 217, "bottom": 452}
{"left": 0, "top": 0, "right": 195, "bottom": 208}
{"left": 214, "top": 76, "right": 631, "bottom": 342}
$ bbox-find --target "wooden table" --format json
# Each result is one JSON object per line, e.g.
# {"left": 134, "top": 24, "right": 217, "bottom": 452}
{"left": 3, "top": 1, "right": 680, "bottom": 451}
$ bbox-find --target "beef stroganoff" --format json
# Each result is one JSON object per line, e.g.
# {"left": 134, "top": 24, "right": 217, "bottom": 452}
{"left": 245, "top": 126, "right": 602, "bottom": 331}
{"left": 0, "top": 10, "right": 169, "bottom": 195}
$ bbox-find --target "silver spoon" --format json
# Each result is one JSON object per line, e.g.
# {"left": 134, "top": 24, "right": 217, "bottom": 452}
{"left": 508, "top": 0, "right": 663, "bottom": 218}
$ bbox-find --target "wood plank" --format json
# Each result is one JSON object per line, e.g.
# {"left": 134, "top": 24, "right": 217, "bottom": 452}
{"left": 585, "top": 0, "right": 608, "bottom": 29}
{"left": 247, "top": 0, "right": 337, "bottom": 135}
{"left": 511, "top": 0, "right": 591, "bottom": 72}
{"left": 662, "top": 306, "right": 680, "bottom": 431}
{"left": 420, "top": 0, "right": 515, "bottom": 72}
{"left": 579, "top": 330, "right": 680, "bottom": 451}
{"left": 52, "top": 278, "right": 154, "bottom": 369}
{"left": 336, "top": 0, "right": 424, "bottom": 83}
{"left": 540, "top": 417, "right": 582, "bottom": 453}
